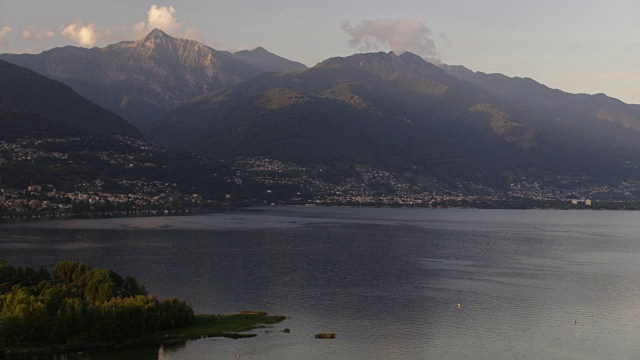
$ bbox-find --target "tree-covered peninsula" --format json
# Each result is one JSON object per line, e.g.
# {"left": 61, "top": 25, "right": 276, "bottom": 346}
{"left": 0, "top": 261, "right": 284, "bottom": 353}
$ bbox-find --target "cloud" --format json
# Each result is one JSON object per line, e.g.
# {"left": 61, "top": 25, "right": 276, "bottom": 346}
{"left": 0, "top": 26, "right": 12, "bottom": 46}
{"left": 132, "top": 5, "right": 199, "bottom": 39}
{"left": 55, "top": 5, "right": 200, "bottom": 49}
{"left": 131, "top": 21, "right": 147, "bottom": 38}
{"left": 147, "top": 5, "right": 180, "bottom": 33}
{"left": 598, "top": 72, "right": 640, "bottom": 82}
{"left": 341, "top": 18, "right": 438, "bottom": 59}
{"left": 61, "top": 20, "right": 98, "bottom": 47}
{"left": 22, "top": 26, "right": 55, "bottom": 42}
{"left": 52, "top": 5, "right": 200, "bottom": 49}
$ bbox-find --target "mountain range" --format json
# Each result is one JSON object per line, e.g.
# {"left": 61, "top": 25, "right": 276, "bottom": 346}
{"left": 0, "top": 58, "right": 253, "bottom": 204}
{"left": 0, "top": 59, "right": 139, "bottom": 138}
{"left": 440, "top": 64, "right": 640, "bottom": 133}
{"left": 3, "top": 30, "right": 640, "bottom": 201}
{"left": 0, "top": 29, "right": 305, "bottom": 133}
{"left": 147, "top": 51, "right": 640, "bottom": 190}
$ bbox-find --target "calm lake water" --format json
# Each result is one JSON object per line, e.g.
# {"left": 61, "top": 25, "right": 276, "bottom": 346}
{"left": 3, "top": 207, "right": 640, "bottom": 359}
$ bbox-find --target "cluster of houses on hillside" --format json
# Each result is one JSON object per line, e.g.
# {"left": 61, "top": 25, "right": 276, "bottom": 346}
{"left": 0, "top": 184, "right": 207, "bottom": 220}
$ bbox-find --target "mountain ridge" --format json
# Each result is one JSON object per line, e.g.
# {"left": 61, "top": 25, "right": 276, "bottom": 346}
{"left": 0, "top": 58, "right": 269, "bottom": 214}
{"left": 4, "top": 30, "right": 640, "bottom": 202}
{"left": 148, "top": 51, "right": 640, "bottom": 193}
{"left": 0, "top": 29, "right": 307, "bottom": 132}
{"left": 439, "top": 63, "right": 640, "bottom": 131}
{"left": 233, "top": 46, "right": 307, "bottom": 73}
{"left": 0, "top": 59, "right": 140, "bottom": 138}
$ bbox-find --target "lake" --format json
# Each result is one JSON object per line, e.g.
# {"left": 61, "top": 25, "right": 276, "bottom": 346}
{"left": 2, "top": 207, "right": 640, "bottom": 359}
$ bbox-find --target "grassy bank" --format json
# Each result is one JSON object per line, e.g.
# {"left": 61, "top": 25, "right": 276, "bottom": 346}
{"left": 162, "top": 311, "right": 287, "bottom": 341}
{"left": 2, "top": 311, "right": 286, "bottom": 356}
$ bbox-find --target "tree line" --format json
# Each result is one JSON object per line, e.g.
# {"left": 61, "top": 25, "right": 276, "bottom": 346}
{"left": 0, "top": 260, "right": 194, "bottom": 348}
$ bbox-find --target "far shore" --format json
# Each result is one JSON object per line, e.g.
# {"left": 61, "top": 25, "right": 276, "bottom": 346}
{"left": 3, "top": 198, "right": 640, "bottom": 227}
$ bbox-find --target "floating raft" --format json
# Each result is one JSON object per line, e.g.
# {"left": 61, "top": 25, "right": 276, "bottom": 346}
{"left": 315, "top": 332, "right": 336, "bottom": 339}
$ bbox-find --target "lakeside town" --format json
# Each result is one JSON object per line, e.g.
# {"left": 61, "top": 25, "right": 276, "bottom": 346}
{"left": 0, "top": 136, "right": 216, "bottom": 220}
{"left": 237, "top": 157, "right": 640, "bottom": 209}
{"left": 0, "top": 183, "right": 208, "bottom": 220}
{"left": 5, "top": 135, "right": 640, "bottom": 221}
{"left": 6, "top": 156, "right": 640, "bottom": 220}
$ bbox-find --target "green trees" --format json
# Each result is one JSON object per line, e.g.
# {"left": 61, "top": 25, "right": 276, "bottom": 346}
{"left": 0, "top": 261, "right": 193, "bottom": 348}
{"left": 159, "top": 298, "right": 194, "bottom": 330}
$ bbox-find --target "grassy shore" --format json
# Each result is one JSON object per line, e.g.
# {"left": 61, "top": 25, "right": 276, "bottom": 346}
{"left": 2, "top": 311, "right": 286, "bottom": 356}
{"left": 162, "top": 311, "right": 287, "bottom": 341}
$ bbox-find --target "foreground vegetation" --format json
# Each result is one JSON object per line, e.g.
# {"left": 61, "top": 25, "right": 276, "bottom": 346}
{"left": 0, "top": 261, "right": 284, "bottom": 354}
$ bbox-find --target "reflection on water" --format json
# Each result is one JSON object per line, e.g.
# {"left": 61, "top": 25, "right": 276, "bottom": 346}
{"left": 3, "top": 208, "right": 640, "bottom": 359}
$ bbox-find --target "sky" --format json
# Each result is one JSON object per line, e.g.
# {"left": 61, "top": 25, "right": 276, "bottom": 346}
{"left": 0, "top": 0, "right": 639, "bottom": 104}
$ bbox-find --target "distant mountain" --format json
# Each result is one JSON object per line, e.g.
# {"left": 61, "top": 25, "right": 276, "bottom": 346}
{"left": 440, "top": 64, "right": 640, "bottom": 132}
{"left": 0, "top": 29, "right": 307, "bottom": 132}
{"left": 0, "top": 59, "right": 140, "bottom": 138}
{"left": 149, "top": 52, "right": 476, "bottom": 174}
{"left": 233, "top": 47, "right": 306, "bottom": 73}
{"left": 148, "top": 51, "right": 640, "bottom": 191}
{"left": 0, "top": 59, "right": 258, "bottom": 206}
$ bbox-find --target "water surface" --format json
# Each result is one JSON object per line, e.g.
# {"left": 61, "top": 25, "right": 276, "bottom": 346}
{"left": 2, "top": 208, "right": 640, "bottom": 359}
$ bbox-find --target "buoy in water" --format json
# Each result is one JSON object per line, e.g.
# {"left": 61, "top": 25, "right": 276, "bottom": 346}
{"left": 458, "top": 303, "right": 461, "bottom": 309}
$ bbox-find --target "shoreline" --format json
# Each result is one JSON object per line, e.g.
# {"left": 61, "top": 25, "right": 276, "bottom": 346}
{"left": 1, "top": 311, "right": 286, "bottom": 357}
{"left": 1, "top": 201, "right": 638, "bottom": 225}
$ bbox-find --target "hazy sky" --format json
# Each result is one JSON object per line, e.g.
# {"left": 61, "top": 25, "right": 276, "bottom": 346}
{"left": 1, "top": 0, "right": 639, "bottom": 103}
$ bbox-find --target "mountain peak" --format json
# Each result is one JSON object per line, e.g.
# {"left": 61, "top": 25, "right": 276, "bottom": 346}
{"left": 398, "top": 51, "right": 426, "bottom": 64}
{"left": 139, "top": 28, "right": 181, "bottom": 52}
{"left": 234, "top": 46, "right": 270, "bottom": 55}
{"left": 232, "top": 46, "right": 307, "bottom": 72}
{"left": 316, "top": 51, "right": 440, "bottom": 76}
{"left": 144, "top": 28, "right": 172, "bottom": 41}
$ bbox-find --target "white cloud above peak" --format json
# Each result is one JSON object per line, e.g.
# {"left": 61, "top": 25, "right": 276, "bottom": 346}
{"left": 61, "top": 20, "right": 97, "bottom": 47}
{"left": 11, "top": 5, "right": 201, "bottom": 50}
{"left": 60, "top": 20, "right": 121, "bottom": 48}
{"left": 341, "top": 18, "right": 439, "bottom": 60}
{"left": 132, "top": 5, "right": 199, "bottom": 40}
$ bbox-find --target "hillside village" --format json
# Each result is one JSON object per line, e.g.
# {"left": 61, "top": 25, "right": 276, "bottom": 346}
{"left": 6, "top": 145, "right": 640, "bottom": 220}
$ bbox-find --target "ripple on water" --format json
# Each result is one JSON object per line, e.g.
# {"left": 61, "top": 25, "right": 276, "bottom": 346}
{"left": 3, "top": 208, "right": 640, "bottom": 359}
